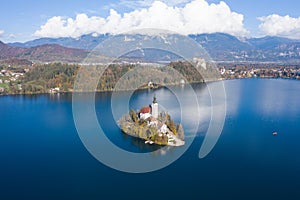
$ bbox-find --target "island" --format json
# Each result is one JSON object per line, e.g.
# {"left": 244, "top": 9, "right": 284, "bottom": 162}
{"left": 119, "top": 96, "right": 185, "bottom": 146}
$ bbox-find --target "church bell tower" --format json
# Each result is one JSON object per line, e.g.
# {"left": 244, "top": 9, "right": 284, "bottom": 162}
{"left": 151, "top": 95, "right": 158, "bottom": 119}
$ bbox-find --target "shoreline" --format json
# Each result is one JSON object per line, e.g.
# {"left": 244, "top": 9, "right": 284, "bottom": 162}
{"left": 1, "top": 77, "right": 299, "bottom": 97}
{"left": 121, "top": 128, "right": 185, "bottom": 147}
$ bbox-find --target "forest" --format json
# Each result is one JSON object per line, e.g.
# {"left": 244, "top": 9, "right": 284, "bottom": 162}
{"left": 0, "top": 61, "right": 212, "bottom": 95}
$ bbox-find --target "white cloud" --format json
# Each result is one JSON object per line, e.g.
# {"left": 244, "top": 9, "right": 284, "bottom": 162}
{"left": 163, "top": 0, "right": 192, "bottom": 5}
{"left": 34, "top": 0, "right": 249, "bottom": 38}
{"left": 259, "top": 14, "right": 300, "bottom": 39}
{"left": 0, "top": 29, "right": 4, "bottom": 37}
{"left": 34, "top": 14, "right": 106, "bottom": 38}
{"left": 108, "top": 0, "right": 191, "bottom": 10}
{"left": 118, "top": 0, "right": 192, "bottom": 8}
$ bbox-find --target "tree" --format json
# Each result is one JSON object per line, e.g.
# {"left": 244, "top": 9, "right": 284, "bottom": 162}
{"left": 176, "top": 124, "right": 184, "bottom": 140}
{"left": 168, "top": 119, "right": 177, "bottom": 135}
{"left": 166, "top": 113, "right": 177, "bottom": 135}
{"left": 129, "top": 109, "right": 138, "bottom": 123}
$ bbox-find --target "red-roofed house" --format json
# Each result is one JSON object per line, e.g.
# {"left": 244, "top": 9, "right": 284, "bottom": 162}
{"left": 139, "top": 106, "right": 152, "bottom": 120}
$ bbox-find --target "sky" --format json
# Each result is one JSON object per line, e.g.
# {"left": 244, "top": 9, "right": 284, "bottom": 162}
{"left": 0, "top": 0, "right": 300, "bottom": 42}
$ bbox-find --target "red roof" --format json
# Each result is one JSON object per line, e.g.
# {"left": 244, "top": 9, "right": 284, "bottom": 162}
{"left": 139, "top": 107, "right": 151, "bottom": 114}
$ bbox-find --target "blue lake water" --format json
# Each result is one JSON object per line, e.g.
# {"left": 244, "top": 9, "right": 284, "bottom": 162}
{"left": 1, "top": 79, "right": 300, "bottom": 199}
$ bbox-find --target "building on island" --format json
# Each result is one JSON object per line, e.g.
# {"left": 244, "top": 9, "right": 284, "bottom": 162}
{"left": 151, "top": 95, "right": 158, "bottom": 119}
{"left": 120, "top": 95, "right": 185, "bottom": 146}
{"left": 139, "top": 106, "right": 152, "bottom": 120}
{"left": 138, "top": 96, "right": 159, "bottom": 120}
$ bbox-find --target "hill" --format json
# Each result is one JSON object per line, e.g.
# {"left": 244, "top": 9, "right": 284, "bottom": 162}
{"left": 0, "top": 41, "right": 26, "bottom": 59}
{"left": 0, "top": 41, "right": 88, "bottom": 63}
{"left": 20, "top": 44, "right": 88, "bottom": 63}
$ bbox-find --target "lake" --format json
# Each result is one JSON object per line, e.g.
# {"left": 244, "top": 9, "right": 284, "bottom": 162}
{"left": 1, "top": 78, "right": 300, "bottom": 199}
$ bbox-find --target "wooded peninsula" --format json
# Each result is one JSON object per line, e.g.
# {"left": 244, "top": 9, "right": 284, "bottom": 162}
{"left": 1, "top": 60, "right": 300, "bottom": 95}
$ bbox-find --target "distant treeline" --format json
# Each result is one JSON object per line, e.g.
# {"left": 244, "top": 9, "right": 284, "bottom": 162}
{"left": 21, "top": 63, "right": 78, "bottom": 94}
{"left": 10, "top": 61, "right": 211, "bottom": 94}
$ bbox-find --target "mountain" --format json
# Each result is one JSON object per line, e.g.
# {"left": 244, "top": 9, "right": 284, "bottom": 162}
{"left": 6, "top": 33, "right": 300, "bottom": 63}
{"left": 9, "top": 34, "right": 110, "bottom": 50}
{"left": 247, "top": 36, "right": 300, "bottom": 62}
{"left": 0, "top": 41, "right": 88, "bottom": 63}
{"left": 189, "top": 33, "right": 254, "bottom": 61}
{"left": 247, "top": 36, "right": 298, "bottom": 50}
{"left": 190, "top": 33, "right": 253, "bottom": 52}
{"left": 20, "top": 44, "right": 88, "bottom": 63}
{"left": 0, "top": 41, "right": 26, "bottom": 59}
{"left": 190, "top": 33, "right": 300, "bottom": 62}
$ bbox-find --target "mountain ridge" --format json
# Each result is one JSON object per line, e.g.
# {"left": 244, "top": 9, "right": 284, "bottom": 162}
{"left": 4, "top": 33, "right": 300, "bottom": 63}
{"left": 0, "top": 42, "right": 88, "bottom": 63}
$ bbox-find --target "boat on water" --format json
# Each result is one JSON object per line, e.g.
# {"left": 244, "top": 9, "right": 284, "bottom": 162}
{"left": 273, "top": 131, "right": 278, "bottom": 136}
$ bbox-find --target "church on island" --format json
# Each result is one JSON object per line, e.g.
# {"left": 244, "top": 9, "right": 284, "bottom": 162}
{"left": 139, "top": 96, "right": 159, "bottom": 120}
{"left": 138, "top": 96, "right": 168, "bottom": 134}
{"left": 119, "top": 95, "right": 185, "bottom": 146}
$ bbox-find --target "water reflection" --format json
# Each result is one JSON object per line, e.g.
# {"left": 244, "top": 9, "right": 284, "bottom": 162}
{"left": 223, "top": 80, "right": 242, "bottom": 117}
{"left": 256, "top": 79, "right": 300, "bottom": 118}
{"left": 221, "top": 79, "right": 300, "bottom": 121}
{"left": 121, "top": 132, "right": 162, "bottom": 152}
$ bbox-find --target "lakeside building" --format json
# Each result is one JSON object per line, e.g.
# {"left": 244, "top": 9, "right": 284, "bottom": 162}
{"left": 138, "top": 96, "right": 159, "bottom": 120}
